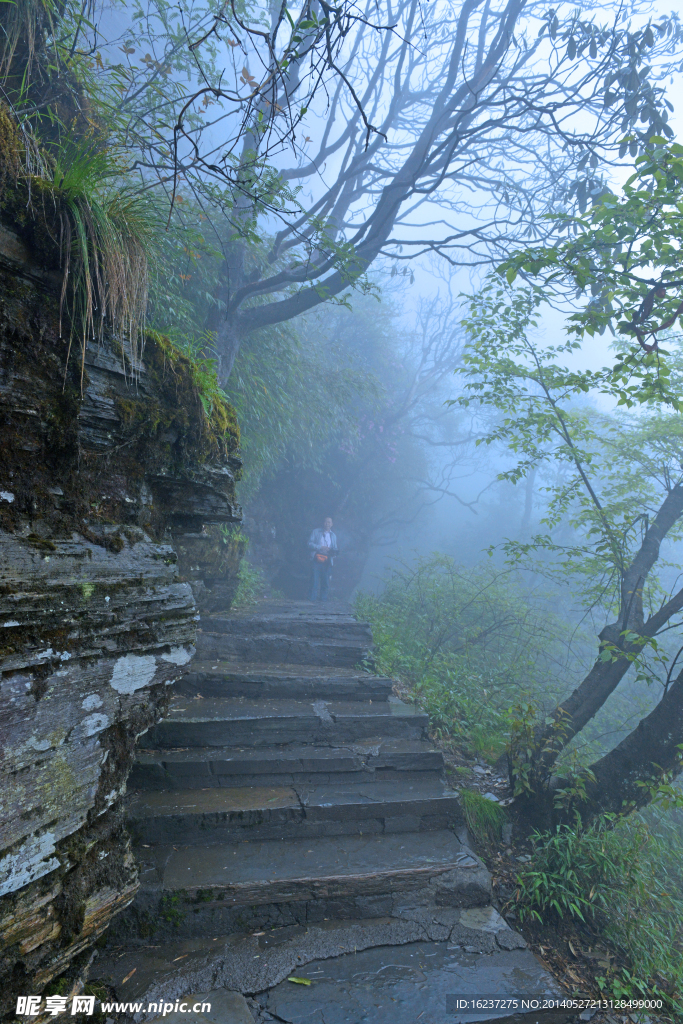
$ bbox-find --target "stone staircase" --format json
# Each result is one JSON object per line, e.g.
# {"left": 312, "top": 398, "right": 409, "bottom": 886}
{"left": 99, "top": 603, "right": 570, "bottom": 1022}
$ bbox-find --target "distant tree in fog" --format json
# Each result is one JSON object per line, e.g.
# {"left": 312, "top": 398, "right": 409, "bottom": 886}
{"left": 181, "top": 0, "right": 682, "bottom": 377}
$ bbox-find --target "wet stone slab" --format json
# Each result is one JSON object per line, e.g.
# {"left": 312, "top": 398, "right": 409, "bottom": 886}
{"left": 177, "top": 662, "right": 393, "bottom": 701}
{"left": 157, "top": 829, "right": 478, "bottom": 888}
{"left": 142, "top": 697, "right": 430, "bottom": 749}
{"left": 257, "top": 941, "right": 573, "bottom": 1024}
{"left": 200, "top": 613, "right": 373, "bottom": 639}
{"left": 130, "top": 738, "right": 445, "bottom": 791}
{"left": 126, "top": 777, "right": 464, "bottom": 845}
{"left": 196, "top": 632, "right": 370, "bottom": 668}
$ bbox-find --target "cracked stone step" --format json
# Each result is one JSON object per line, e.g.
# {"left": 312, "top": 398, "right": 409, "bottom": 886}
{"left": 126, "top": 777, "right": 465, "bottom": 845}
{"left": 130, "top": 738, "right": 445, "bottom": 790}
{"left": 176, "top": 662, "right": 394, "bottom": 702}
{"left": 132, "top": 830, "right": 489, "bottom": 912}
{"left": 140, "top": 697, "right": 430, "bottom": 749}
{"left": 107, "top": 837, "right": 496, "bottom": 944}
{"left": 95, "top": 907, "right": 532, "bottom": 1002}
{"left": 259, "top": 941, "right": 572, "bottom": 1024}
{"left": 148, "top": 991, "right": 253, "bottom": 1024}
{"left": 196, "top": 630, "right": 371, "bottom": 667}
{"left": 201, "top": 613, "right": 373, "bottom": 642}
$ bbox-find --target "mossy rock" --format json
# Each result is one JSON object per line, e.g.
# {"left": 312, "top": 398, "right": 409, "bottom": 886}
{"left": 113, "top": 330, "right": 240, "bottom": 478}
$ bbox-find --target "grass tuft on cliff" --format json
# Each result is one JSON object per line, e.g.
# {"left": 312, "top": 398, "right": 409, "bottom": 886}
{"left": 0, "top": 109, "right": 157, "bottom": 384}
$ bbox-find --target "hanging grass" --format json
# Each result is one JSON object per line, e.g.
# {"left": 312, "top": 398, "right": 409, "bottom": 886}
{"left": 0, "top": 105, "right": 157, "bottom": 385}
{"left": 51, "top": 143, "right": 158, "bottom": 385}
{"left": 0, "top": 0, "right": 58, "bottom": 83}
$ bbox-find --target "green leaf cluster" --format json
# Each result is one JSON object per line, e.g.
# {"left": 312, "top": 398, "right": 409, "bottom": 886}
{"left": 458, "top": 282, "right": 683, "bottom": 618}
{"left": 515, "top": 811, "right": 683, "bottom": 1013}
{"left": 459, "top": 789, "right": 507, "bottom": 849}
{"left": 498, "top": 142, "right": 683, "bottom": 395}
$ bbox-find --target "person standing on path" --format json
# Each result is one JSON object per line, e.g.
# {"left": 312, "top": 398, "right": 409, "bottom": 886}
{"left": 308, "top": 516, "right": 338, "bottom": 602}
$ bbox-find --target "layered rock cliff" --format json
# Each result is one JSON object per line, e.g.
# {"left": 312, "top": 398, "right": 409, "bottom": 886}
{"left": 0, "top": 223, "right": 241, "bottom": 1015}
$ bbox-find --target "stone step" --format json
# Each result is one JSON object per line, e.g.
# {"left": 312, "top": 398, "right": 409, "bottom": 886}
{"left": 201, "top": 612, "right": 373, "bottom": 642}
{"left": 227, "top": 600, "right": 353, "bottom": 619}
{"left": 97, "top": 907, "right": 540, "bottom": 1005}
{"left": 130, "top": 738, "right": 445, "bottom": 790}
{"left": 177, "top": 661, "right": 393, "bottom": 702}
{"left": 196, "top": 630, "right": 370, "bottom": 667}
{"left": 140, "top": 697, "right": 429, "bottom": 749}
{"left": 122, "top": 830, "right": 489, "bottom": 943}
{"left": 259, "top": 941, "right": 571, "bottom": 1024}
{"left": 126, "top": 777, "right": 464, "bottom": 845}
{"left": 112, "top": 602, "right": 510, "bottom": 972}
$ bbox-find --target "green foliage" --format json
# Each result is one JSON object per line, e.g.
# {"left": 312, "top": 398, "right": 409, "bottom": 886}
{"left": 460, "top": 789, "right": 507, "bottom": 849}
{"left": 144, "top": 330, "right": 240, "bottom": 458}
{"left": 49, "top": 143, "right": 160, "bottom": 380}
{"left": 499, "top": 142, "right": 683, "bottom": 408}
{"left": 458, "top": 238, "right": 683, "bottom": 801}
{"left": 83, "top": 982, "right": 109, "bottom": 1002}
{"left": 231, "top": 558, "right": 266, "bottom": 610}
{"left": 458, "top": 283, "right": 683, "bottom": 620}
{"left": 355, "top": 554, "right": 576, "bottom": 759}
{"left": 0, "top": 106, "right": 167, "bottom": 383}
{"left": 515, "top": 812, "right": 683, "bottom": 1012}
{"left": 159, "top": 892, "right": 185, "bottom": 926}
{"left": 43, "top": 976, "right": 71, "bottom": 997}
{"left": 506, "top": 698, "right": 542, "bottom": 798}
{"left": 226, "top": 317, "right": 379, "bottom": 496}
{"left": 167, "top": 333, "right": 235, "bottom": 425}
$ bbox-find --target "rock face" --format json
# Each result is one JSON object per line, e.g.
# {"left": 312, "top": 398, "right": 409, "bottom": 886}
{"left": 173, "top": 526, "right": 247, "bottom": 615}
{"left": 0, "top": 224, "right": 241, "bottom": 1014}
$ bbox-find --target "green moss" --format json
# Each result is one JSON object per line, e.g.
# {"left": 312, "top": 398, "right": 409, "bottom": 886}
{"left": 112, "top": 331, "right": 240, "bottom": 485}
{"left": 194, "top": 889, "right": 216, "bottom": 903}
{"left": 83, "top": 982, "right": 109, "bottom": 1001}
{"left": 0, "top": 103, "right": 22, "bottom": 192}
{"left": 159, "top": 892, "right": 186, "bottom": 927}
{"left": 146, "top": 330, "right": 240, "bottom": 458}
{"left": 26, "top": 534, "right": 57, "bottom": 552}
{"left": 43, "top": 977, "right": 71, "bottom": 997}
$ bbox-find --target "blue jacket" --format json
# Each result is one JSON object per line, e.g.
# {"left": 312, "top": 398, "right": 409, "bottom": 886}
{"left": 308, "top": 528, "right": 338, "bottom": 564}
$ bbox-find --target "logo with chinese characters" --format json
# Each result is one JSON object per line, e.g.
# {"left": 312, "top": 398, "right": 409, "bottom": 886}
{"left": 16, "top": 996, "right": 95, "bottom": 1016}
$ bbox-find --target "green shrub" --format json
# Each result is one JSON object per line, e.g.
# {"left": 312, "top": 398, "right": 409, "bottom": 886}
{"left": 515, "top": 812, "right": 683, "bottom": 1012}
{"left": 232, "top": 559, "right": 266, "bottom": 610}
{"left": 355, "top": 554, "right": 576, "bottom": 758}
{"left": 460, "top": 789, "right": 507, "bottom": 848}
